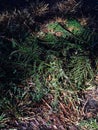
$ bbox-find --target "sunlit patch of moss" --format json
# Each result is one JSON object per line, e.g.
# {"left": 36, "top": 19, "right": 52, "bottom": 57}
{"left": 66, "top": 19, "right": 84, "bottom": 35}
{"left": 47, "top": 22, "right": 71, "bottom": 38}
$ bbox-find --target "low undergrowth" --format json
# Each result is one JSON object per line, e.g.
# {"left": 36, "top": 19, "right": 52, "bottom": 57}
{"left": 0, "top": 0, "right": 98, "bottom": 129}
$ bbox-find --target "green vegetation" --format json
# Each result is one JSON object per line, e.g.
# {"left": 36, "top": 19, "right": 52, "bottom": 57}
{"left": 0, "top": 0, "right": 98, "bottom": 129}
{"left": 79, "top": 119, "right": 98, "bottom": 130}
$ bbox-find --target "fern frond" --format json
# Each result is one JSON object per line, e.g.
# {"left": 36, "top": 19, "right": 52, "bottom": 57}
{"left": 68, "top": 55, "right": 94, "bottom": 89}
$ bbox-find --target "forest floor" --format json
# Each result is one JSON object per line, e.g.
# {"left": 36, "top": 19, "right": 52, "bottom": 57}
{"left": 0, "top": 18, "right": 98, "bottom": 129}
{"left": 0, "top": 1, "right": 98, "bottom": 130}
{"left": 1, "top": 83, "right": 98, "bottom": 130}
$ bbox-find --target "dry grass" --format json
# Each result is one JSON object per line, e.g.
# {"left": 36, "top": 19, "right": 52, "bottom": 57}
{"left": 56, "top": 0, "right": 81, "bottom": 13}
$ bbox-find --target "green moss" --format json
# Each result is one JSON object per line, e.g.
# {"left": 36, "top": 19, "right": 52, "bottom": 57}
{"left": 66, "top": 19, "right": 84, "bottom": 35}
{"left": 47, "top": 22, "right": 71, "bottom": 38}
